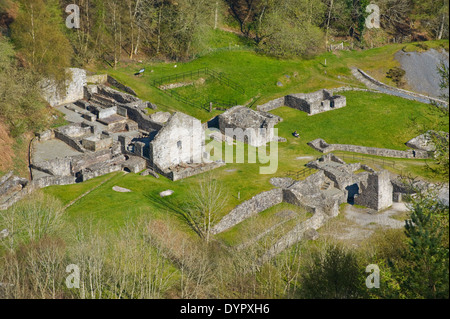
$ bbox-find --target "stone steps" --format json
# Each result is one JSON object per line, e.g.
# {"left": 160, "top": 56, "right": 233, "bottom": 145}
{"left": 321, "top": 181, "right": 332, "bottom": 190}
{"left": 90, "top": 94, "right": 116, "bottom": 108}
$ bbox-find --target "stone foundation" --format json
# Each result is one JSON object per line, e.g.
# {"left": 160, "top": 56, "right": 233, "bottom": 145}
{"left": 308, "top": 138, "right": 430, "bottom": 159}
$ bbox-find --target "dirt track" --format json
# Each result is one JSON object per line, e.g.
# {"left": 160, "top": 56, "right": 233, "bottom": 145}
{"left": 0, "top": 123, "right": 13, "bottom": 172}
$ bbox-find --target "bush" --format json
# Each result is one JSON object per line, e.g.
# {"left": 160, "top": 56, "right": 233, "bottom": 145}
{"left": 298, "top": 244, "right": 369, "bottom": 299}
{"left": 386, "top": 67, "right": 406, "bottom": 87}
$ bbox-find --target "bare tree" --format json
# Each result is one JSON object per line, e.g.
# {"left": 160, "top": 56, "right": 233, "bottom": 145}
{"left": 185, "top": 174, "right": 227, "bottom": 243}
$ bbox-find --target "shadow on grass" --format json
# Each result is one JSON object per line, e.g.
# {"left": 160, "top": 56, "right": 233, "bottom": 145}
{"left": 145, "top": 192, "right": 203, "bottom": 238}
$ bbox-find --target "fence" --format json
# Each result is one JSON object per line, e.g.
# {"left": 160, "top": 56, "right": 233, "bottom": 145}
{"left": 206, "top": 99, "right": 238, "bottom": 110}
{"left": 150, "top": 67, "right": 245, "bottom": 110}
{"left": 286, "top": 167, "right": 316, "bottom": 180}
{"left": 151, "top": 67, "right": 245, "bottom": 93}
{"left": 333, "top": 152, "right": 397, "bottom": 169}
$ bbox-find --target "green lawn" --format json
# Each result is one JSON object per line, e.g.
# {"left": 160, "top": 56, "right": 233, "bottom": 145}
{"left": 216, "top": 202, "right": 313, "bottom": 247}
{"left": 40, "top": 38, "right": 449, "bottom": 237}
{"left": 272, "top": 91, "right": 448, "bottom": 151}
{"left": 96, "top": 38, "right": 448, "bottom": 122}
{"left": 43, "top": 88, "right": 448, "bottom": 234}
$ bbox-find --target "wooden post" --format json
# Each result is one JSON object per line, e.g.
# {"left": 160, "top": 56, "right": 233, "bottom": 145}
{"left": 209, "top": 102, "right": 213, "bottom": 113}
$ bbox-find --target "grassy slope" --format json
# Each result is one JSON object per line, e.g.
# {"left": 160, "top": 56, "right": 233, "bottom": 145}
{"left": 42, "top": 37, "right": 448, "bottom": 238}
{"left": 98, "top": 36, "right": 448, "bottom": 122}
{"left": 45, "top": 89, "right": 448, "bottom": 236}
{"left": 0, "top": 123, "right": 14, "bottom": 173}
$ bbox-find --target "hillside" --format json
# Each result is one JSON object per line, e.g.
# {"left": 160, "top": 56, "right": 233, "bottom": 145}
{"left": 0, "top": 122, "right": 13, "bottom": 172}
{"left": 0, "top": 0, "right": 448, "bottom": 302}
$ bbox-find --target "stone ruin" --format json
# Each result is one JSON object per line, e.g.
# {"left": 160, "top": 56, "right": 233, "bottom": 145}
{"left": 212, "top": 153, "right": 399, "bottom": 261}
{"left": 0, "top": 71, "right": 225, "bottom": 210}
{"left": 50, "top": 83, "right": 224, "bottom": 182}
{"left": 305, "top": 154, "right": 393, "bottom": 211}
{"left": 406, "top": 130, "right": 449, "bottom": 153}
{"left": 217, "top": 105, "right": 283, "bottom": 147}
{"left": 308, "top": 138, "right": 431, "bottom": 159}
{"left": 32, "top": 122, "right": 147, "bottom": 184}
{"left": 256, "top": 89, "right": 347, "bottom": 115}
{"left": 285, "top": 89, "right": 347, "bottom": 115}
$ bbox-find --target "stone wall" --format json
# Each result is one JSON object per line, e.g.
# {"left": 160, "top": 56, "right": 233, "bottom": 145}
{"left": 31, "top": 157, "right": 72, "bottom": 177}
{"left": 284, "top": 94, "right": 312, "bottom": 113}
{"left": 86, "top": 74, "right": 108, "bottom": 84}
{"left": 260, "top": 212, "right": 330, "bottom": 262}
{"left": 0, "top": 175, "right": 28, "bottom": 198}
{"left": 257, "top": 89, "right": 346, "bottom": 115}
{"left": 93, "top": 86, "right": 163, "bottom": 132}
{"left": 41, "top": 68, "right": 87, "bottom": 107}
{"left": 82, "top": 135, "right": 113, "bottom": 152}
{"left": 211, "top": 188, "right": 284, "bottom": 234}
{"left": 71, "top": 149, "right": 116, "bottom": 173}
{"left": 354, "top": 68, "right": 449, "bottom": 106}
{"left": 36, "top": 130, "right": 55, "bottom": 141}
{"left": 123, "top": 106, "right": 163, "bottom": 133}
{"left": 285, "top": 90, "right": 346, "bottom": 115}
{"left": 99, "top": 86, "right": 140, "bottom": 104}
{"left": 355, "top": 170, "right": 393, "bottom": 211}
{"left": 308, "top": 138, "right": 430, "bottom": 159}
{"left": 81, "top": 163, "right": 123, "bottom": 182}
{"left": 150, "top": 112, "right": 204, "bottom": 171}
{"left": 31, "top": 175, "right": 77, "bottom": 189}
{"left": 57, "top": 122, "right": 92, "bottom": 138}
{"left": 218, "top": 106, "right": 281, "bottom": 147}
{"left": 121, "top": 156, "right": 147, "bottom": 174}
{"left": 97, "top": 106, "right": 118, "bottom": 119}
{"left": 54, "top": 131, "right": 86, "bottom": 153}
{"left": 107, "top": 76, "right": 138, "bottom": 96}
{"left": 0, "top": 174, "right": 76, "bottom": 210}
{"left": 256, "top": 97, "right": 286, "bottom": 112}
{"left": 169, "top": 162, "right": 226, "bottom": 182}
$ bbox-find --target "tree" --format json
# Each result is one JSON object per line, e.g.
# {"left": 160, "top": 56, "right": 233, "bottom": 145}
{"left": 0, "top": 192, "right": 64, "bottom": 253}
{"left": 412, "top": 0, "right": 449, "bottom": 40}
{"left": 257, "top": 0, "right": 325, "bottom": 58}
{"left": 0, "top": 37, "right": 48, "bottom": 137}
{"left": 377, "top": 0, "right": 413, "bottom": 38}
{"left": 428, "top": 62, "right": 450, "bottom": 176}
{"left": 298, "top": 244, "right": 368, "bottom": 299}
{"left": 320, "top": 0, "right": 370, "bottom": 42}
{"left": 184, "top": 174, "right": 227, "bottom": 243}
{"left": 10, "top": 0, "right": 73, "bottom": 83}
{"left": 399, "top": 186, "right": 449, "bottom": 298}
{"left": 224, "top": 0, "right": 325, "bottom": 58}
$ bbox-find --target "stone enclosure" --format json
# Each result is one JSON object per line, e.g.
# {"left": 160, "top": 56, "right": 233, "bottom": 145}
{"left": 0, "top": 69, "right": 228, "bottom": 210}
{"left": 257, "top": 89, "right": 347, "bottom": 115}
{"left": 218, "top": 105, "right": 283, "bottom": 147}
{"left": 308, "top": 138, "right": 431, "bottom": 159}
{"left": 212, "top": 154, "right": 405, "bottom": 260}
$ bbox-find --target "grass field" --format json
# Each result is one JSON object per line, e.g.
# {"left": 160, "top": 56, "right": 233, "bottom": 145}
{"left": 43, "top": 89, "right": 448, "bottom": 236}
{"left": 38, "top": 37, "right": 449, "bottom": 244}
{"left": 96, "top": 35, "right": 448, "bottom": 122}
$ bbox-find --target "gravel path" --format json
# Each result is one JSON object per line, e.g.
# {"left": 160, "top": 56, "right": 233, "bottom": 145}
{"left": 344, "top": 204, "right": 406, "bottom": 230}
{"left": 395, "top": 48, "right": 449, "bottom": 99}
